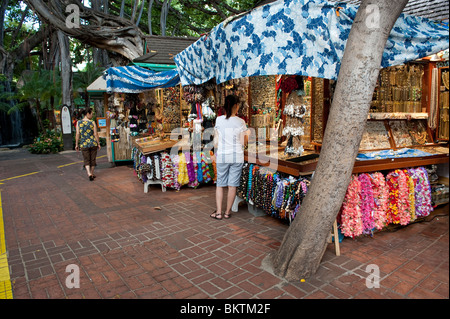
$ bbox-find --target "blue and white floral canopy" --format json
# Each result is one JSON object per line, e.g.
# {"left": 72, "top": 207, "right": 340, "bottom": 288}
{"left": 174, "top": 0, "right": 449, "bottom": 86}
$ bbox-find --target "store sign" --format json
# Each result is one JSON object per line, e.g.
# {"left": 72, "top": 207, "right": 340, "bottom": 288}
{"left": 61, "top": 106, "right": 71, "bottom": 134}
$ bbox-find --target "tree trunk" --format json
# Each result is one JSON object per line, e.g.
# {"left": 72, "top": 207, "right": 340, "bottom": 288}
{"left": 272, "top": 0, "right": 409, "bottom": 281}
{"left": 148, "top": 0, "right": 154, "bottom": 35}
{"left": 35, "top": 99, "right": 44, "bottom": 132}
{"left": 0, "top": 0, "right": 8, "bottom": 46}
{"left": 57, "top": 30, "right": 73, "bottom": 114}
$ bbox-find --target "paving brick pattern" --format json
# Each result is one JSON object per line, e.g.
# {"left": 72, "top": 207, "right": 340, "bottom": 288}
{"left": 0, "top": 148, "right": 448, "bottom": 299}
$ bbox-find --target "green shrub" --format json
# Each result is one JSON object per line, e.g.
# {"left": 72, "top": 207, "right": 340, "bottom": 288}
{"left": 27, "top": 130, "right": 64, "bottom": 154}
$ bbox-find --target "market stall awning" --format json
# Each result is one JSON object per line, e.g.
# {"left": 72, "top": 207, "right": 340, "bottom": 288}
{"left": 174, "top": 0, "right": 449, "bottom": 85}
{"left": 87, "top": 75, "right": 106, "bottom": 93}
{"left": 104, "top": 65, "right": 180, "bottom": 93}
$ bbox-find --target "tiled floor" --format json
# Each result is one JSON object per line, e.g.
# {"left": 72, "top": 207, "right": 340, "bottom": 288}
{"left": 0, "top": 148, "right": 448, "bottom": 300}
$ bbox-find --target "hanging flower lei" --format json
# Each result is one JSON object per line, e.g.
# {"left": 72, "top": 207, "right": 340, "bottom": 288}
{"left": 185, "top": 152, "right": 195, "bottom": 183}
{"left": 358, "top": 173, "right": 375, "bottom": 235}
{"left": 201, "top": 152, "right": 211, "bottom": 183}
{"left": 397, "top": 169, "right": 411, "bottom": 226}
{"left": 369, "top": 172, "right": 388, "bottom": 230}
{"left": 405, "top": 169, "right": 417, "bottom": 222}
{"left": 189, "top": 153, "right": 199, "bottom": 188}
{"left": 196, "top": 151, "right": 203, "bottom": 183}
{"left": 340, "top": 175, "right": 363, "bottom": 238}
{"left": 160, "top": 152, "right": 175, "bottom": 188}
{"left": 178, "top": 152, "right": 189, "bottom": 186}
{"left": 386, "top": 169, "right": 410, "bottom": 225}
{"left": 170, "top": 154, "right": 181, "bottom": 190}
{"left": 414, "top": 167, "right": 433, "bottom": 217}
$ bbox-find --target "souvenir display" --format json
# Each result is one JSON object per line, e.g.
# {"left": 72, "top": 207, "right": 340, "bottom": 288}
{"left": 371, "top": 64, "right": 424, "bottom": 113}
{"left": 338, "top": 167, "right": 433, "bottom": 238}
{"left": 438, "top": 68, "right": 449, "bottom": 139}
{"left": 359, "top": 121, "right": 391, "bottom": 150}
{"left": 132, "top": 147, "right": 216, "bottom": 191}
{"left": 389, "top": 120, "right": 429, "bottom": 147}
{"left": 281, "top": 76, "right": 309, "bottom": 156}
{"left": 238, "top": 163, "right": 310, "bottom": 223}
{"left": 103, "top": 63, "right": 447, "bottom": 243}
{"left": 163, "top": 86, "right": 181, "bottom": 132}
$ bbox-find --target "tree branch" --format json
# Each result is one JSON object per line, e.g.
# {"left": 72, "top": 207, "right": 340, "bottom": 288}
{"left": 24, "top": 0, "right": 144, "bottom": 60}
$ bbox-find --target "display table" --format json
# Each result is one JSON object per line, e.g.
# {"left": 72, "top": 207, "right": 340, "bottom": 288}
{"left": 133, "top": 137, "right": 178, "bottom": 155}
{"left": 133, "top": 137, "right": 177, "bottom": 193}
{"left": 246, "top": 118, "right": 449, "bottom": 176}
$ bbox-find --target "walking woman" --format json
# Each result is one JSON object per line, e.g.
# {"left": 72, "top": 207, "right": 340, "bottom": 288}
{"left": 210, "top": 95, "right": 250, "bottom": 220}
{"left": 75, "top": 108, "right": 101, "bottom": 181}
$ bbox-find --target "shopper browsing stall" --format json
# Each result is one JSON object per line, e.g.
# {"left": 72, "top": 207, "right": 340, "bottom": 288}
{"left": 211, "top": 95, "right": 250, "bottom": 220}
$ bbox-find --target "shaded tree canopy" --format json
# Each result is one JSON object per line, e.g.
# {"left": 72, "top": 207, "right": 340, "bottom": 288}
{"left": 22, "top": 0, "right": 267, "bottom": 61}
{"left": 1, "top": 0, "right": 268, "bottom": 81}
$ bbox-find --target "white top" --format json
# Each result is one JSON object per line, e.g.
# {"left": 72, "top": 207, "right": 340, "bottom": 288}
{"left": 214, "top": 115, "right": 248, "bottom": 163}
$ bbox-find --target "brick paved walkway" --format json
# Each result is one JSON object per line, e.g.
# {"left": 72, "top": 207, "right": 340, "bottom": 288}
{"left": 0, "top": 148, "right": 448, "bottom": 300}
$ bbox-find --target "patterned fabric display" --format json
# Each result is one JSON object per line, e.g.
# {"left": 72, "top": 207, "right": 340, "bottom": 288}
{"left": 174, "top": 0, "right": 449, "bottom": 85}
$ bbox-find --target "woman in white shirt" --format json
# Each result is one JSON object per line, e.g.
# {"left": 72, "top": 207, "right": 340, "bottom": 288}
{"left": 211, "top": 95, "right": 250, "bottom": 220}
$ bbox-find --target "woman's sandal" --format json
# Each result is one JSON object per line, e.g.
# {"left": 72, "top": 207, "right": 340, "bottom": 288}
{"left": 210, "top": 210, "right": 223, "bottom": 220}
{"left": 224, "top": 212, "right": 231, "bottom": 219}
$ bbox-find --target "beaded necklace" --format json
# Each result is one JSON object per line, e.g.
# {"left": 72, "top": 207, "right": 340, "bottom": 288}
{"left": 250, "top": 169, "right": 256, "bottom": 203}
{"left": 247, "top": 164, "right": 254, "bottom": 201}
{"left": 275, "top": 179, "right": 285, "bottom": 209}
{"left": 270, "top": 174, "right": 279, "bottom": 215}
{"left": 255, "top": 170, "right": 264, "bottom": 208}
{"left": 262, "top": 173, "right": 272, "bottom": 212}
{"left": 238, "top": 163, "right": 249, "bottom": 198}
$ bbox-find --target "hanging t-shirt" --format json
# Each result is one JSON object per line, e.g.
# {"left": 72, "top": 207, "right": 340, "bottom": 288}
{"left": 214, "top": 115, "right": 248, "bottom": 163}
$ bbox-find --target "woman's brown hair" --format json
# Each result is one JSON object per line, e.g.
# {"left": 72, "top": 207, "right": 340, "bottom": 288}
{"left": 223, "top": 95, "right": 239, "bottom": 119}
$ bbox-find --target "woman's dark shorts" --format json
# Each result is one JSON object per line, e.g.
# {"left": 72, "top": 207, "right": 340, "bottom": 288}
{"left": 81, "top": 146, "right": 98, "bottom": 167}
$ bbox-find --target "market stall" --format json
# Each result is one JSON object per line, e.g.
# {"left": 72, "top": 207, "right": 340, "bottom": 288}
{"left": 172, "top": 0, "right": 449, "bottom": 238}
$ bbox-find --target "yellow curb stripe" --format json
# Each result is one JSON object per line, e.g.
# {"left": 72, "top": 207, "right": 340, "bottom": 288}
{"left": 0, "top": 191, "right": 13, "bottom": 299}
{"left": 0, "top": 171, "right": 41, "bottom": 183}
{"left": 57, "top": 155, "right": 106, "bottom": 168}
